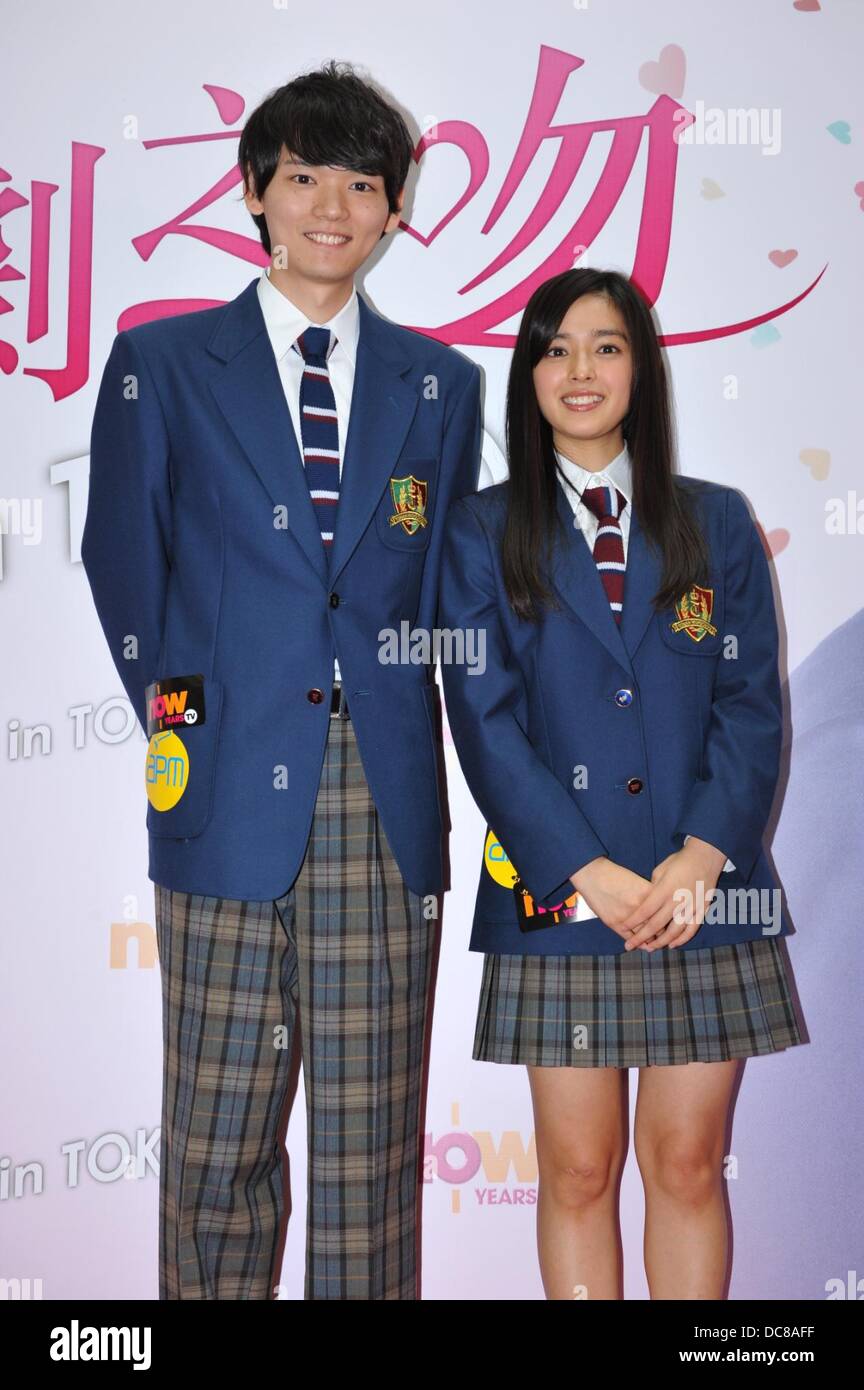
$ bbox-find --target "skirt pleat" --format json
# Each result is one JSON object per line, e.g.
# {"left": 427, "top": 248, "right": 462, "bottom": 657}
{"left": 473, "top": 937, "right": 804, "bottom": 1068}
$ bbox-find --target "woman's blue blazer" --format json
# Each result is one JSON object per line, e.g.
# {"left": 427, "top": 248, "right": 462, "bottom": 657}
{"left": 438, "top": 476, "right": 792, "bottom": 955}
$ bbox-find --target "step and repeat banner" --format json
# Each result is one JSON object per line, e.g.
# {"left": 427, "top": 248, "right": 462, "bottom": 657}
{"left": 2, "top": 0, "right": 862, "bottom": 1300}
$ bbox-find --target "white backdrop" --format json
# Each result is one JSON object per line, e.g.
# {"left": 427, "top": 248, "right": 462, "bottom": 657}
{"left": 2, "top": 0, "right": 862, "bottom": 1300}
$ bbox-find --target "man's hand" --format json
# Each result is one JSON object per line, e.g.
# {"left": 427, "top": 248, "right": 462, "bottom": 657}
{"left": 617, "top": 838, "right": 728, "bottom": 952}
{"left": 570, "top": 858, "right": 655, "bottom": 946}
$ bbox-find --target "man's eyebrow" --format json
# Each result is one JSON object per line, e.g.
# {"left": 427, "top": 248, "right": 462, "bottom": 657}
{"left": 280, "top": 156, "right": 381, "bottom": 177}
{"left": 549, "top": 329, "right": 629, "bottom": 341}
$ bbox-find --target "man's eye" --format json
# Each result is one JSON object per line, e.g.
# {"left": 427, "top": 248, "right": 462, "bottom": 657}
{"left": 291, "top": 174, "right": 313, "bottom": 184}
{"left": 351, "top": 181, "right": 374, "bottom": 191}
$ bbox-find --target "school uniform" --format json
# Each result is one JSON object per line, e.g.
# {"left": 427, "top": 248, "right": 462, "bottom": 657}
{"left": 82, "top": 270, "right": 483, "bottom": 1297}
{"left": 438, "top": 446, "right": 803, "bottom": 1068}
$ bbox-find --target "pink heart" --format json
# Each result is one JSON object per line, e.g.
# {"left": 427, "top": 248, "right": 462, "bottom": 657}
{"left": 793, "top": 0, "right": 821, "bottom": 11}
{"left": 639, "top": 44, "right": 686, "bottom": 100}
{"left": 855, "top": 181, "right": 864, "bottom": 210}
{"left": 765, "top": 528, "right": 790, "bottom": 558}
{"left": 399, "top": 121, "right": 488, "bottom": 247}
{"left": 768, "top": 248, "right": 798, "bottom": 268}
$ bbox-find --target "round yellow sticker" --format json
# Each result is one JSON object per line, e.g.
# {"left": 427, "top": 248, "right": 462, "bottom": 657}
{"left": 483, "top": 828, "right": 519, "bottom": 888}
{"left": 145, "top": 730, "right": 189, "bottom": 811}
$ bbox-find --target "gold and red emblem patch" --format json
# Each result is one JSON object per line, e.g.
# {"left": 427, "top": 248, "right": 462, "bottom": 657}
{"left": 670, "top": 585, "right": 718, "bottom": 642}
{"left": 388, "top": 475, "right": 429, "bottom": 536}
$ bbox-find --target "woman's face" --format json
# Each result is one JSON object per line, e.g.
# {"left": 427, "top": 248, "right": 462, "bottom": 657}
{"left": 532, "top": 293, "right": 633, "bottom": 459}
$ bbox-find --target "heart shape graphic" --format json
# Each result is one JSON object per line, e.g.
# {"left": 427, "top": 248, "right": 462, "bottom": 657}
{"left": 855, "top": 180, "right": 864, "bottom": 210}
{"left": 800, "top": 448, "right": 831, "bottom": 480}
{"left": 769, "top": 248, "right": 798, "bottom": 268}
{"left": 399, "top": 121, "right": 488, "bottom": 247}
{"left": 765, "top": 528, "right": 790, "bottom": 558}
{"left": 827, "top": 120, "right": 851, "bottom": 144}
{"left": 639, "top": 45, "right": 686, "bottom": 100}
{"left": 793, "top": 0, "right": 821, "bottom": 11}
{"left": 750, "top": 323, "right": 781, "bottom": 348}
{"left": 700, "top": 178, "right": 725, "bottom": 200}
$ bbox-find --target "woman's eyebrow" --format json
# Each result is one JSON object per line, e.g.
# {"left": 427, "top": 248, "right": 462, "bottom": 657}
{"left": 550, "top": 329, "right": 629, "bottom": 342}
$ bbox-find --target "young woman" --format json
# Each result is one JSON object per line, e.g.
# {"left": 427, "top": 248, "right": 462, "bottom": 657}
{"left": 438, "top": 268, "right": 804, "bottom": 1300}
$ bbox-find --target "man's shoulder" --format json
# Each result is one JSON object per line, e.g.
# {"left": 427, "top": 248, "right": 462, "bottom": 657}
{"left": 118, "top": 299, "right": 232, "bottom": 357}
{"left": 364, "top": 299, "right": 477, "bottom": 387}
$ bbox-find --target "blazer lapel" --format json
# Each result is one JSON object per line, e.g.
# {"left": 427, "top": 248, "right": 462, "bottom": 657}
{"left": 618, "top": 500, "right": 663, "bottom": 662}
{"left": 550, "top": 481, "right": 662, "bottom": 672}
{"left": 207, "top": 279, "right": 420, "bottom": 589}
{"left": 328, "top": 294, "right": 419, "bottom": 584}
{"left": 551, "top": 481, "right": 632, "bottom": 673}
{"left": 207, "top": 277, "right": 328, "bottom": 586}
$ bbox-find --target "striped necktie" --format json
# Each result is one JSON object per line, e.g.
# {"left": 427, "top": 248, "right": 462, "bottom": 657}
{"left": 580, "top": 482, "right": 628, "bottom": 624}
{"left": 292, "top": 326, "right": 340, "bottom": 557}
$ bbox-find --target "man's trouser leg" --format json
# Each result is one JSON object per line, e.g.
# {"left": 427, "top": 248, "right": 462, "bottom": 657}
{"left": 154, "top": 716, "right": 438, "bottom": 1299}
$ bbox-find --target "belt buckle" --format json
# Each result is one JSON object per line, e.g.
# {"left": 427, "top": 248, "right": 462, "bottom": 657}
{"left": 330, "top": 683, "right": 349, "bottom": 719}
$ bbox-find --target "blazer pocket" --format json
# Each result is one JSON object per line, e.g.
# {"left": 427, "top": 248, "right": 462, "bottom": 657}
{"left": 145, "top": 678, "right": 223, "bottom": 838}
{"left": 657, "top": 583, "right": 724, "bottom": 657}
{"left": 375, "top": 459, "right": 438, "bottom": 552}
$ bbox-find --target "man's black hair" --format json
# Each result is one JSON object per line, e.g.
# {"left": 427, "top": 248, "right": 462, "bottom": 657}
{"left": 238, "top": 60, "right": 414, "bottom": 254}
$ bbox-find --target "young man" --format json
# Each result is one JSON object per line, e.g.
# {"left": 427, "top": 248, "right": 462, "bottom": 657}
{"left": 82, "top": 61, "right": 482, "bottom": 1300}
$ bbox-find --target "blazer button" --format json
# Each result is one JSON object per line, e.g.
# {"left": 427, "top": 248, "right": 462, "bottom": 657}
{"left": 306, "top": 688, "right": 325, "bottom": 704}
{"left": 329, "top": 592, "right": 340, "bottom": 608}
{"left": 626, "top": 777, "right": 643, "bottom": 795}
{"left": 614, "top": 688, "right": 633, "bottom": 707}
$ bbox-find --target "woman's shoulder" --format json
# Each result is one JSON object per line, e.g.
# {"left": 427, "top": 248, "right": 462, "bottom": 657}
{"left": 674, "top": 473, "right": 759, "bottom": 529}
{"left": 674, "top": 472, "right": 728, "bottom": 499}
{"left": 449, "top": 479, "right": 511, "bottom": 531}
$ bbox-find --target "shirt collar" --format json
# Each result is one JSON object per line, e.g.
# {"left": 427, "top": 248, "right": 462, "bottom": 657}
{"left": 554, "top": 442, "right": 632, "bottom": 507}
{"left": 257, "top": 267, "right": 359, "bottom": 367}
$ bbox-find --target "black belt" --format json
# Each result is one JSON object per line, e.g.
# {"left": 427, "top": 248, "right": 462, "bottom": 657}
{"left": 330, "top": 682, "right": 350, "bottom": 719}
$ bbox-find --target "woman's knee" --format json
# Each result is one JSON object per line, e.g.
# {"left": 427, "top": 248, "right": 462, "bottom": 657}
{"left": 636, "top": 1132, "right": 722, "bottom": 1205}
{"left": 539, "top": 1146, "right": 621, "bottom": 1210}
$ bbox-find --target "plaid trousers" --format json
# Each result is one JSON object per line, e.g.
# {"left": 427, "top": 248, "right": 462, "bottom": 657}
{"left": 153, "top": 717, "right": 439, "bottom": 1299}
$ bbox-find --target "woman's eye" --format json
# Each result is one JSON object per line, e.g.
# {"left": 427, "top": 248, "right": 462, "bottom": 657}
{"left": 291, "top": 174, "right": 313, "bottom": 184}
{"left": 546, "top": 346, "right": 566, "bottom": 357}
{"left": 598, "top": 344, "right": 620, "bottom": 353}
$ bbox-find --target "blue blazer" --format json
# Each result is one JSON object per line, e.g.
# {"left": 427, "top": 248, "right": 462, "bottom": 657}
{"left": 82, "top": 276, "right": 482, "bottom": 900}
{"left": 438, "top": 476, "right": 792, "bottom": 955}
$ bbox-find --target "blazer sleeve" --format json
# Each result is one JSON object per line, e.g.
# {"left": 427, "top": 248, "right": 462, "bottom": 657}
{"left": 673, "top": 488, "right": 782, "bottom": 880}
{"left": 415, "top": 361, "right": 483, "bottom": 641}
{"left": 81, "top": 330, "right": 173, "bottom": 734}
{"left": 439, "top": 495, "right": 608, "bottom": 906}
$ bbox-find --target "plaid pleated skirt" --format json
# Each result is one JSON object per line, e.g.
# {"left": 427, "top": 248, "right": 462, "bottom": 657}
{"left": 473, "top": 937, "right": 804, "bottom": 1068}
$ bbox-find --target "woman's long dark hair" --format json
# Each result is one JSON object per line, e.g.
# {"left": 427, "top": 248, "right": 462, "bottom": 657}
{"left": 502, "top": 268, "right": 710, "bottom": 621}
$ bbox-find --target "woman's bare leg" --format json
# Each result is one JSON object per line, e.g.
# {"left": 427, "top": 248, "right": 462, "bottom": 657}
{"left": 634, "top": 1059, "right": 741, "bottom": 1299}
{"left": 527, "top": 1065, "right": 628, "bottom": 1300}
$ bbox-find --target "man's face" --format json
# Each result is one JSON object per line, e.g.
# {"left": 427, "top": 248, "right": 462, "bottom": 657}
{"left": 244, "top": 146, "right": 404, "bottom": 283}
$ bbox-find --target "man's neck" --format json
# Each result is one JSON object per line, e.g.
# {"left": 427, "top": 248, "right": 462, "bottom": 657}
{"left": 267, "top": 266, "right": 354, "bottom": 324}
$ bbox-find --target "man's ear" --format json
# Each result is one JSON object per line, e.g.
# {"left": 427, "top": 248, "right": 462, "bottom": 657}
{"left": 382, "top": 185, "right": 405, "bottom": 236}
{"left": 242, "top": 165, "right": 262, "bottom": 213}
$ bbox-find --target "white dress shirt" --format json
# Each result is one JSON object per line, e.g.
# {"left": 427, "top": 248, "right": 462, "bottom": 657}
{"left": 554, "top": 442, "right": 735, "bottom": 881}
{"left": 257, "top": 268, "right": 359, "bottom": 683}
{"left": 555, "top": 442, "right": 633, "bottom": 557}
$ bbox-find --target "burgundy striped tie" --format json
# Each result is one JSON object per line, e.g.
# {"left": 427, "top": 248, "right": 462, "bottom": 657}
{"left": 580, "top": 483, "right": 628, "bottom": 624}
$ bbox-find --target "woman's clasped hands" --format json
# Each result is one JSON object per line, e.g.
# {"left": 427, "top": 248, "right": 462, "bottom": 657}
{"left": 570, "top": 837, "right": 728, "bottom": 952}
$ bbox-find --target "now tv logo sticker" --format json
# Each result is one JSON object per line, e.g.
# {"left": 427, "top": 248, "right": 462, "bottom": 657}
{"left": 145, "top": 673, "right": 206, "bottom": 736}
